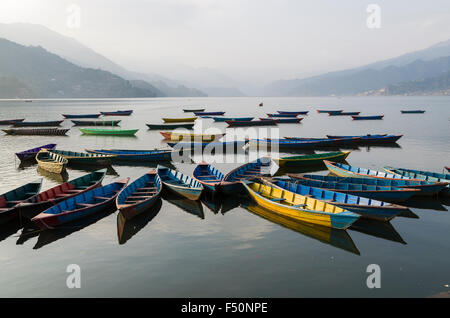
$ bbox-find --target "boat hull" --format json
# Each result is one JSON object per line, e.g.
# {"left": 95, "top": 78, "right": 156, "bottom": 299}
{"left": 352, "top": 115, "right": 384, "bottom": 120}
{"left": 146, "top": 123, "right": 195, "bottom": 130}
{"left": 71, "top": 120, "right": 120, "bottom": 126}
{"left": 63, "top": 114, "right": 101, "bottom": 118}
{"left": 274, "top": 151, "right": 350, "bottom": 168}
{"left": 79, "top": 128, "right": 138, "bottom": 136}
{"left": 162, "top": 118, "right": 197, "bottom": 123}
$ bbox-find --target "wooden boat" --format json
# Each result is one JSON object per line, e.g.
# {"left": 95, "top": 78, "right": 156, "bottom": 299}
{"left": 15, "top": 143, "right": 57, "bottom": 162}
{"left": 162, "top": 117, "right": 197, "bottom": 123}
{"left": 252, "top": 138, "right": 337, "bottom": 149}
{"left": 146, "top": 123, "right": 194, "bottom": 130}
{"left": 13, "top": 120, "right": 64, "bottom": 127}
{"left": 267, "top": 113, "right": 298, "bottom": 118}
{"left": 261, "top": 118, "right": 303, "bottom": 124}
{"left": 329, "top": 112, "right": 361, "bottom": 116}
{"left": 326, "top": 134, "right": 402, "bottom": 143}
{"left": 323, "top": 161, "right": 448, "bottom": 196}
{"left": 36, "top": 149, "right": 68, "bottom": 174}
{"left": 212, "top": 117, "right": 254, "bottom": 122}
{"left": 100, "top": 110, "right": 133, "bottom": 116}
{"left": 268, "top": 179, "right": 407, "bottom": 221}
{"left": 63, "top": 114, "right": 101, "bottom": 118}
{"left": 193, "top": 161, "right": 225, "bottom": 193}
{"left": 293, "top": 174, "right": 443, "bottom": 198}
{"left": 0, "top": 119, "right": 24, "bottom": 125}
{"left": 2, "top": 128, "right": 70, "bottom": 135}
{"left": 243, "top": 202, "right": 360, "bottom": 255}
{"left": 160, "top": 132, "right": 225, "bottom": 142}
{"left": 401, "top": 110, "right": 425, "bottom": 114}
{"left": 0, "top": 179, "right": 42, "bottom": 224}
{"left": 277, "top": 111, "right": 309, "bottom": 115}
{"left": 18, "top": 169, "right": 107, "bottom": 219}
{"left": 31, "top": 178, "right": 129, "bottom": 229}
{"left": 281, "top": 136, "right": 360, "bottom": 146}
{"left": 157, "top": 165, "right": 203, "bottom": 200}
{"left": 221, "top": 157, "right": 272, "bottom": 194}
{"left": 47, "top": 149, "right": 115, "bottom": 166}
{"left": 274, "top": 151, "right": 350, "bottom": 168}
{"left": 383, "top": 166, "right": 450, "bottom": 196}
{"left": 241, "top": 180, "right": 359, "bottom": 229}
{"left": 85, "top": 149, "right": 173, "bottom": 162}
{"left": 167, "top": 140, "right": 248, "bottom": 150}
{"left": 317, "top": 110, "right": 342, "bottom": 114}
{"left": 79, "top": 128, "right": 138, "bottom": 136}
{"left": 71, "top": 120, "right": 121, "bottom": 126}
{"left": 183, "top": 108, "right": 205, "bottom": 112}
{"left": 194, "top": 111, "right": 225, "bottom": 116}
{"left": 352, "top": 115, "right": 384, "bottom": 120}
{"left": 226, "top": 119, "right": 278, "bottom": 127}
{"left": 116, "top": 170, "right": 162, "bottom": 220}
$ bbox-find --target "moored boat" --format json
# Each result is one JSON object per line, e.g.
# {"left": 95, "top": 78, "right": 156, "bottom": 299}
{"left": 85, "top": 149, "right": 173, "bottom": 162}
{"left": 2, "top": 128, "right": 70, "bottom": 136}
{"left": 63, "top": 114, "right": 101, "bottom": 119}
{"left": 162, "top": 117, "right": 197, "bottom": 123}
{"left": 401, "top": 110, "right": 425, "bottom": 114}
{"left": 212, "top": 117, "right": 254, "bottom": 122}
{"left": 329, "top": 111, "right": 361, "bottom": 116}
{"left": 194, "top": 111, "right": 225, "bottom": 116}
{"left": 281, "top": 136, "right": 360, "bottom": 146}
{"left": 36, "top": 149, "right": 68, "bottom": 174}
{"left": 167, "top": 140, "right": 248, "bottom": 150}
{"left": 47, "top": 149, "right": 115, "bottom": 166}
{"left": 267, "top": 113, "right": 298, "bottom": 118}
{"left": 241, "top": 180, "right": 359, "bottom": 229}
{"left": 317, "top": 110, "right": 342, "bottom": 114}
{"left": 71, "top": 120, "right": 121, "bottom": 126}
{"left": 0, "top": 119, "right": 25, "bottom": 125}
{"left": 226, "top": 119, "right": 278, "bottom": 127}
{"left": 157, "top": 165, "right": 203, "bottom": 200}
{"left": 31, "top": 178, "right": 129, "bottom": 229}
{"left": 277, "top": 111, "right": 309, "bottom": 115}
{"left": 273, "top": 151, "right": 350, "bottom": 168}
{"left": 13, "top": 120, "right": 64, "bottom": 127}
{"left": 100, "top": 110, "right": 133, "bottom": 116}
{"left": 268, "top": 178, "right": 407, "bottom": 221}
{"left": 79, "top": 128, "right": 138, "bottom": 136}
{"left": 146, "top": 123, "right": 195, "bottom": 130}
{"left": 261, "top": 118, "right": 303, "bottom": 124}
{"left": 193, "top": 161, "right": 225, "bottom": 193}
{"left": 326, "top": 134, "right": 402, "bottom": 143}
{"left": 116, "top": 170, "right": 162, "bottom": 220}
{"left": 352, "top": 115, "right": 384, "bottom": 120}
{"left": 0, "top": 179, "right": 42, "bottom": 224}
{"left": 183, "top": 108, "right": 205, "bottom": 113}
{"left": 251, "top": 138, "right": 337, "bottom": 149}
{"left": 18, "top": 169, "right": 107, "bottom": 219}
{"left": 15, "top": 143, "right": 57, "bottom": 162}
{"left": 160, "top": 131, "right": 225, "bottom": 142}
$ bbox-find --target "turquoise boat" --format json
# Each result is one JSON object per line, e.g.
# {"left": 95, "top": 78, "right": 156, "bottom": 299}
{"left": 193, "top": 161, "right": 225, "bottom": 193}
{"left": 383, "top": 167, "right": 450, "bottom": 196}
{"left": 269, "top": 179, "right": 407, "bottom": 221}
{"left": 157, "top": 165, "right": 203, "bottom": 200}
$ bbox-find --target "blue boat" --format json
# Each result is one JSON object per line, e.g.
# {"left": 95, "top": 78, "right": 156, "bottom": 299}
{"left": 277, "top": 111, "right": 309, "bottom": 115}
{"left": 100, "top": 110, "right": 133, "bottom": 116}
{"left": 282, "top": 136, "right": 360, "bottom": 145}
{"left": 284, "top": 175, "right": 418, "bottom": 202}
{"left": 15, "top": 143, "right": 57, "bottom": 161}
{"left": 326, "top": 134, "right": 402, "bottom": 143}
{"left": 193, "top": 161, "right": 225, "bottom": 192}
{"left": 85, "top": 149, "right": 173, "bottom": 162}
{"left": 63, "top": 114, "right": 101, "bottom": 119}
{"left": 261, "top": 118, "right": 303, "bottom": 124}
{"left": 157, "top": 165, "right": 203, "bottom": 200}
{"left": 194, "top": 111, "right": 225, "bottom": 116}
{"left": 221, "top": 157, "right": 272, "bottom": 194}
{"left": 252, "top": 138, "right": 337, "bottom": 149}
{"left": 31, "top": 178, "right": 129, "bottom": 229}
{"left": 401, "top": 110, "right": 425, "bottom": 114}
{"left": 13, "top": 120, "right": 64, "bottom": 127}
{"left": 116, "top": 170, "right": 162, "bottom": 220}
{"left": 383, "top": 166, "right": 450, "bottom": 196}
{"left": 267, "top": 113, "right": 298, "bottom": 118}
{"left": 328, "top": 112, "right": 361, "bottom": 116}
{"left": 269, "top": 179, "right": 407, "bottom": 221}
{"left": 167, "top": 140, "right": 248, "bottom": 150}
{"left": 352, "top": 115, "right": 384, "bottom": 120}
{"left": 212, "top": 117, "right": 254, "bottom": 122}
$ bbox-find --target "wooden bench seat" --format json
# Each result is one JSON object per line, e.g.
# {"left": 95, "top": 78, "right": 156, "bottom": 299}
{"left": 75, "top": 203, "right": 94, "bottom": 207}
{"left": 93, "top": 196, "right": 110, "bottom": 200}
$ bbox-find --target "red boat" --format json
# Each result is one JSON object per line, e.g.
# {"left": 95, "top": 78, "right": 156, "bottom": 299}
{"left": 0, "top": 119, "right": 25, "bottom": 125}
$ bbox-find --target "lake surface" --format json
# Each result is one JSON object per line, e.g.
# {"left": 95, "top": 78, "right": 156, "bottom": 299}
{"left": 0, "top": 96, "right": 449, "bottom": 298}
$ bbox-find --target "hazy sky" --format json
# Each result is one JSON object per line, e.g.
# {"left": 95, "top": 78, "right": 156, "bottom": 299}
{"left": 0, "top": 0, "right": 449, "bottom": 85}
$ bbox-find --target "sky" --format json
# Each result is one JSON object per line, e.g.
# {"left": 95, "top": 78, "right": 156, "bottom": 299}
{"left": 0, "top": 0, "right": 449, "bottom": 86}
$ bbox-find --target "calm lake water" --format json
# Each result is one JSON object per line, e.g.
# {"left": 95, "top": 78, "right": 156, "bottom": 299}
{"left": 0, "top": 96, "right": 449, "bottom": 298}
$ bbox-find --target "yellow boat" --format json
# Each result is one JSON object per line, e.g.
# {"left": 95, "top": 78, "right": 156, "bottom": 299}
{"left": 241, "top": 180, "right": 359, "bottom": 229}
{"left": 162, "top": 117, "right": 197, "bottom": 123}
{"left": 160, "top": 131, "right": 225, "bottom": 142}
{"left": 36, "top": 149, "right": 68, "bottom": 174}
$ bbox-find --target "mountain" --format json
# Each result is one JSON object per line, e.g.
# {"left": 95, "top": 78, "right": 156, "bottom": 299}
{"left": 383, "top": 71, "right": 450, "bottom": 96}
{"left": 0, "top": 23, "right": 206, "bottom": 97}
{"left": 265, "top": 39, "right": 450, "bottom": 96}
{"left": 0, "top": 38, "right": 162, "bottom": 98}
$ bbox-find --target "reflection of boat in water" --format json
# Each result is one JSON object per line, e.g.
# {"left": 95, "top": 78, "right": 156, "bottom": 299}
{"left": 16, "top": 223, "right": 41, "bottom": 245}
{"left": 0, "top": 219, "right": 24, "bottom": 243}
{"left": 117, "top": 198, "right": 162, "bottom": 245}
{"left": 67, "top": 164, "right": 119, "bottom": 176}
{"left": 200, "top": 192, "right": 245, "bottom": 215}
{"left": 162, "top": 192, "right": 204, "bottom": 219}
{"left": 32, "top": 205, "right": 116, "bottom": 249}
{"left": 242, "top": 203, "right": 360, "bottom": 255}
{"left": 400, "top": 197, "right": 448, "bottom": 211}
{"left": 200, "top": 192, "right": 221, "bottom": 214}
{"left": 361, "top": 143, "right": 402, "bottom": 151}
{"left": 37, "top": 166, "right": 69, "bottom": 183}
{"left": 349, "top": 218, "right": 406, "bottom": 244}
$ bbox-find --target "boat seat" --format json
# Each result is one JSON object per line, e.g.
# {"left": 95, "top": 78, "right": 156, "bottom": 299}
{"left": 25, "top": 192, "right": 37, "bottom": 196}
{"left": 93, "top": 196, "right": 110, "bottom": 200}
{"left": 56, "top": 193, "right": 72, "bottom": 197}
{"left": 292, "top": 204, "right": 307, "bottom": 208}
{"left": 127, "top": 195, "right": 153, "bottom": 199}
{"left": 199, "top": 179, "right": 221, "bottom": 182}
{"left": 199, "top": 174, "right": 217, "bottom": 177}
{"left": 6, "top": 200, "right": 22, "bottom": 204}
{"left": 66, "top": 189, "right": 83, "bottom": 193}
{"left": 75, "top": 203, "right": 94, "bottom": 207}
{"left": 77, "top": 186, "right": 90, "bottom": 189}
{"left": 136, "top": 187, "right": 156, "bottom": 191}
{"left": 125, "top": 201, "right": 140, "bottom": 204}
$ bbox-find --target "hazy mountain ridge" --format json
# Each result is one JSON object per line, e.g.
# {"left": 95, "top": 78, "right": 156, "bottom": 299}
{"left": 382, "top": 71, "right": 450, "bottom": 95}
{"left": 0, "top": 38, "right": 162, "bottom": 98}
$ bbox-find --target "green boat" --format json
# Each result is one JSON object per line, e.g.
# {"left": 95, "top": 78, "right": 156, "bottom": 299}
{"left": 48, "top": 149, "right": 116, "bottom": 166}
{"left": 79, "top": 128, "right": 138, "bottom": 136}
{"left": 274, "top": 151, "right": 351, "bottom": 168}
